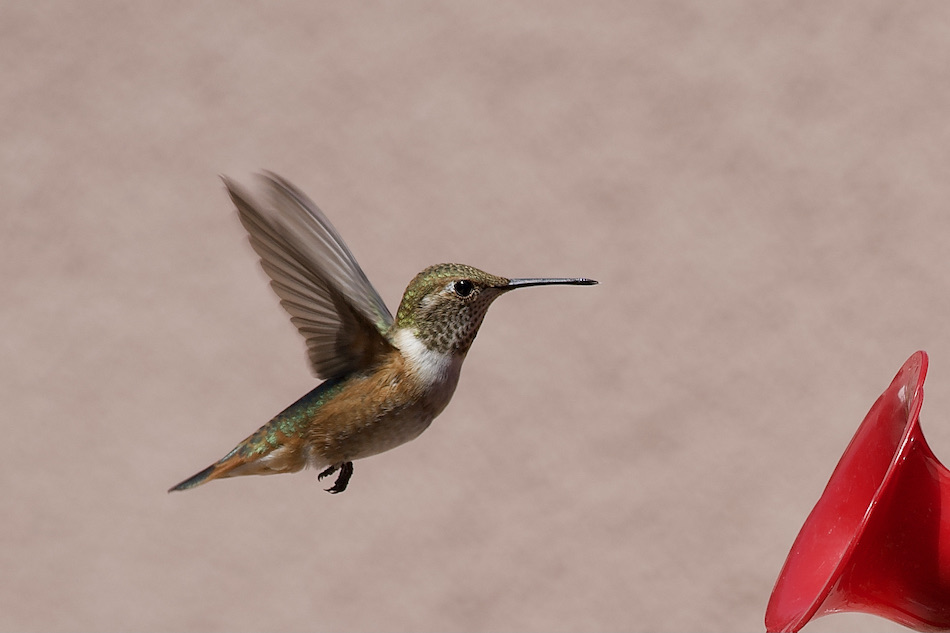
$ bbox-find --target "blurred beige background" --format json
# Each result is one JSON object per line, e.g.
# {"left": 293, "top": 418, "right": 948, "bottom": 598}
{"left": 3, "top": 2, "right": 950, "bottom": 632}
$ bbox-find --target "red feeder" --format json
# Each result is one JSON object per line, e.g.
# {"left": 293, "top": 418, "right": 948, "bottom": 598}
{"left": 766, "top": 351, "right": 950, "bottom": 632}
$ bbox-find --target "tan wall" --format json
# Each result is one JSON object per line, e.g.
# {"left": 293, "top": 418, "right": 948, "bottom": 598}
{"left": 3, "top": 3, "right": 945, "bottom": 631}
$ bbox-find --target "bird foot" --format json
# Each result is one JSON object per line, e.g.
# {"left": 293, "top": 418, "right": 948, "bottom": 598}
{"left": 319, "top": 462, "right": 353, "bottom": 494}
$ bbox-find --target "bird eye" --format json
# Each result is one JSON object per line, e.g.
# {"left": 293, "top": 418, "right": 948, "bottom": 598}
{"left": 453, "top": 279, "right": 475, "bottom": 297}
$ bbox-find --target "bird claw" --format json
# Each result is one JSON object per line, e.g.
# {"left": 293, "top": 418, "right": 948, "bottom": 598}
{"left": 324, "top": 461, "right": 353, "bottom": 494}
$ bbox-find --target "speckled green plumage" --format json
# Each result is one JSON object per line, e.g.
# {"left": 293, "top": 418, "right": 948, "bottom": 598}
{"left": 395, "top": 263, "right": 509, "bottom": 355}
{"left": 395, "top": 264, "right": 508, "bottom": 327}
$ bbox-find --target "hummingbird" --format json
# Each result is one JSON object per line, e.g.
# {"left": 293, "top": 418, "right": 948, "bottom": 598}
{"left": 169, "top": 172, "right": 596, "bottom": 494}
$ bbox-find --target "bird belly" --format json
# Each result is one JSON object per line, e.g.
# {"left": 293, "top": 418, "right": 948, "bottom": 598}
{"left": 339, "top": 407, "right": 437, "bottom": 462}
{"left": 306, "top": 352, "right": 462, "bottom": 465}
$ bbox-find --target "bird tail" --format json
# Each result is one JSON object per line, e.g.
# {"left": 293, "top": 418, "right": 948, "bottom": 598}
{"left": 168, "top": 423, "right": 306, "bottom": 493}
{"left": 168, "top": 454, "right": 247, "bottom": 492}
{"left": 169, "top": 388, "right": 326, "bottom": 493}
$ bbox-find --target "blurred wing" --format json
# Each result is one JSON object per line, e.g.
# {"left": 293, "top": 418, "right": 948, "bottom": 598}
{"left": 223, "top": 172, "right": 395, "bottom": 379}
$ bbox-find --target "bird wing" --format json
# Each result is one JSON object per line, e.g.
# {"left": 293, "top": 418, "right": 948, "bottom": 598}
{"left": 223, "top": 172, "right": 395, "bottom": 380}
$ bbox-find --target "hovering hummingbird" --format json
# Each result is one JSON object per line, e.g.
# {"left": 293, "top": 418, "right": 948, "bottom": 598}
{"left": 169, "top": 172, "right": 596, "bottom": 494}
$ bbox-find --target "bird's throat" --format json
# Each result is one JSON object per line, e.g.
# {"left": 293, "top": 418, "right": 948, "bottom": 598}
{"left": 393, "top": 328, "right": 464, "bottom": 390}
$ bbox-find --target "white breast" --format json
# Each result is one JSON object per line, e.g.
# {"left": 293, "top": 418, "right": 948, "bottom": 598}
{"left": 393, "top": 328, "right": 464, "bottom": 405}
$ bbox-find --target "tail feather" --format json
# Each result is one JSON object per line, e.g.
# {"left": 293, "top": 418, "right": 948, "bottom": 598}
{"left": 169, "top": 436, "right": 306, "bottom": 493}
{"left": 168, "top": 464, "right": 218, "bottom": 492}
{"left": 169, "top": 396, "right": 319, "bottom": 493}
{"left": 168, "top": 452, "right": 252, "bottom": 492}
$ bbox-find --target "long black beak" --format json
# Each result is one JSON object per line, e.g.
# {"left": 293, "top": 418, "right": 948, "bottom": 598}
{"left": 504, "top": 277, "right": 598, "bottom": 290}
